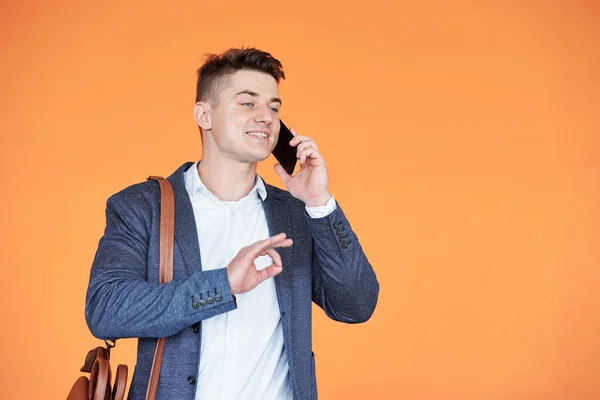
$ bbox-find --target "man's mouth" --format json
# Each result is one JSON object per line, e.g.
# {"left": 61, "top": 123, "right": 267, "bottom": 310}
{"left": 246, "top": 131, "right": 269, "bottom": 139}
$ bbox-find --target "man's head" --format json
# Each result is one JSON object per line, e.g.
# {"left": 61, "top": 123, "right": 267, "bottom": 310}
{"left": 195, "top": 48, "right": 285, "bottom": 105}
{"left": 194, "top": 48, "right": 286, "bottom": 164}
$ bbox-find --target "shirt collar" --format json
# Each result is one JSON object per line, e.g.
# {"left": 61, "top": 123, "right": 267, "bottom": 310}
{"left": 185, "top": 161, "right": 267, "bottom": 202}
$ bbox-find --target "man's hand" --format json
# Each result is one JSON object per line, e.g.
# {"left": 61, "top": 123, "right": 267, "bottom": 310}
{"left": 226, "top": 233, "right": 293, "bottom": 295}
{"left": 274, "top": 128, "right": 332, "bottom": 207}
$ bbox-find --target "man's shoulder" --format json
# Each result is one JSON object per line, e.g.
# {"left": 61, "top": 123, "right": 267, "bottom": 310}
{"left": 106, "top": 179, "right": 162, "bottom": 211}
{"left": 106, "top": 162, "right": 191, "bottom": 209}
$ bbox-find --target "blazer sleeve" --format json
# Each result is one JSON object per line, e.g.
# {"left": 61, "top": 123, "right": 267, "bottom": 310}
{"left": 306, "top": 202, "right": 379, "bottom": 323}
{"left": 85, "top": 190, "right": 236, "bottom": 340}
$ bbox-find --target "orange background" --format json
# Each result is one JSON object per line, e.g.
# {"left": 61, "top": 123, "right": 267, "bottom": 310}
{"left": 1, "top": 1, "right": 599, "bottom": 399}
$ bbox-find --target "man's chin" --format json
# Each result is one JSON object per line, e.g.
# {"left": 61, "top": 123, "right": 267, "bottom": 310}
{"left": 242, "top": 151, "right": 271, "bottom": 164}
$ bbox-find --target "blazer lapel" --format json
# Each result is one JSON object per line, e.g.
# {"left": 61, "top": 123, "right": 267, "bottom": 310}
{"left": 168, "top": 162, "right": 202, "bottom": 276}
{"left": 262, "top": 185, "right": 293, "bottom": 317}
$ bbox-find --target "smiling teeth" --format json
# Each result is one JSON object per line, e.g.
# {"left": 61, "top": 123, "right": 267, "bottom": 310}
{"left": 247, "top": 132, "right": 267, "bottom": 138}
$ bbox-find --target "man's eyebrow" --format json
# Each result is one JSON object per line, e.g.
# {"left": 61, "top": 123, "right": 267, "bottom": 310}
{"left": 236, "top": 90, "right": 282, "bottom": 105}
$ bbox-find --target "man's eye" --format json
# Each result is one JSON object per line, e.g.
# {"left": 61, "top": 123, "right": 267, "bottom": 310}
{"left": 269, "top": 107, "right": 280, "bottom": 113}
{"left": 242, "top": 102, "right": 254, "bottom": 107}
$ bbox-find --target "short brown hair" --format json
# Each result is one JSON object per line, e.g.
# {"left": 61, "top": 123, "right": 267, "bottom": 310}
{"left": 195, "top": 47, "right": 285, "bottom": 104}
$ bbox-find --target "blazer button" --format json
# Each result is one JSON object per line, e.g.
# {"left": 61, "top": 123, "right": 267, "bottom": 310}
{"left": 199, "top": 299, "right": 207, "bottom": 307}
{"left": 215, "top": 294, "right": 223, "bottom": 302}
{"left": 192, "top": 301, "right": 199, "bottom": 309}
{"left": 188, "top": 376, "right": 196, "bottom": 385}
{"left": 192, "top": 323, "right": 200, "bottom": 333}
{"left": 207, "top": 297, "right": 214, "bottom": 305}
{"left": 334, "top": 222, "right": 341, "bottom": 229}
{"left": 342, "top": 242, "right": 349, "bottom": 249}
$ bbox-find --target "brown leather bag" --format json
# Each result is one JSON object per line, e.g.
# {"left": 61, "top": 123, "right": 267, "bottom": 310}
{"left": 67, "top": 176, "right": 175, "bottom": 400}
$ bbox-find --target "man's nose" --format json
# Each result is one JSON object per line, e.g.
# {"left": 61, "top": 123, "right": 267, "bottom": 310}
{"left": 253, "top": 104, "right": 273, "bottom": 124}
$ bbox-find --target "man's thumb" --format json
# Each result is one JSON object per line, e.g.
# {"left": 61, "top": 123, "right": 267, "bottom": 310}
{"left": 274, "top": 163, "right": 292, "bottom": 184}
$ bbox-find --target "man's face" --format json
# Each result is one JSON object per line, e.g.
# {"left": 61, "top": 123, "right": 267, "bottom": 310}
{"left": 205, "top": 69, "right": 282, "bottom": 164}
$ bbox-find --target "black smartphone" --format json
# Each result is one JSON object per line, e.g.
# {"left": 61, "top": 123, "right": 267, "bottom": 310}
{"left": 272, "top": 120, "right": 297, "bottom": 175}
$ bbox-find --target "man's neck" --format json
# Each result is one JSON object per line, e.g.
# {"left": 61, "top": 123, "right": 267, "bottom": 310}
{"left": 197, "top": 154, "right": 258, "bottom": 202}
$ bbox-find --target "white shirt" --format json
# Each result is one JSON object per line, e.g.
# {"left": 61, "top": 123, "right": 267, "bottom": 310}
{"left": 184, "top": 162, "right": 336, "bottom": 400}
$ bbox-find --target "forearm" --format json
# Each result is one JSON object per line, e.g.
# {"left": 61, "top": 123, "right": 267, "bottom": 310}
{"left": 85, "top": 267, "right": 236, "bottom": 339}
{"left": 307, "top": 204, "right": 379, "bottom": 323}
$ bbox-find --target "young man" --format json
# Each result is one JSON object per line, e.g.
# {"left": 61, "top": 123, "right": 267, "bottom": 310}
{"left": 85, "top": 48, "right": 379, "bottom": 400}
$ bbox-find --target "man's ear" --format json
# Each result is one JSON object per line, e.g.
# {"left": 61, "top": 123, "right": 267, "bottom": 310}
{"left": 194, "top": 101, "right": 212, "bottom": 131}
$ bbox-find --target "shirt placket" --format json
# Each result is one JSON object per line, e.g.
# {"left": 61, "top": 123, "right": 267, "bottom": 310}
{"left": 222, "top": 206, "right": 239, "bottom": 400}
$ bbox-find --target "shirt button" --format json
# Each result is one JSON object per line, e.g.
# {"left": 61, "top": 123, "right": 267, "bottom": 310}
{"left": 192, "top": 301, "right": 199, "bottom": 309}
{"left": 188, "top": 376, "right": 196, "bottom": 385}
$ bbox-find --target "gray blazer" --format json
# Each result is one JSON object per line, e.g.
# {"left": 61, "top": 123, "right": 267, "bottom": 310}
{"left": 85, "top": 162, "right": 379, "bottom": 400}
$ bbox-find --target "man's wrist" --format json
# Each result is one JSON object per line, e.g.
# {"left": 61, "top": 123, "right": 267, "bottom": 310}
{"left": 305, "top": 195, "right": 336, "bottom": 218}
{"left": 304, "top": 194, "right": 332, "bottom": 207}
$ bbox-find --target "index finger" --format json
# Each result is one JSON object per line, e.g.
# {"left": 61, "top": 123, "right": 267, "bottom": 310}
{"left": 289, "top": 133, "right": 315, "bottom": 147}
{"left": 248, "top": 233, "right": 292, "bottom": 258}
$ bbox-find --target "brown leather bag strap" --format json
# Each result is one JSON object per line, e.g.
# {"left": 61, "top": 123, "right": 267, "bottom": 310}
{"left": 145, "top": 176, "right": 175, "bottom": 400}
{"left": 151, "top": 176, "right": 175, "bottom": 284}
